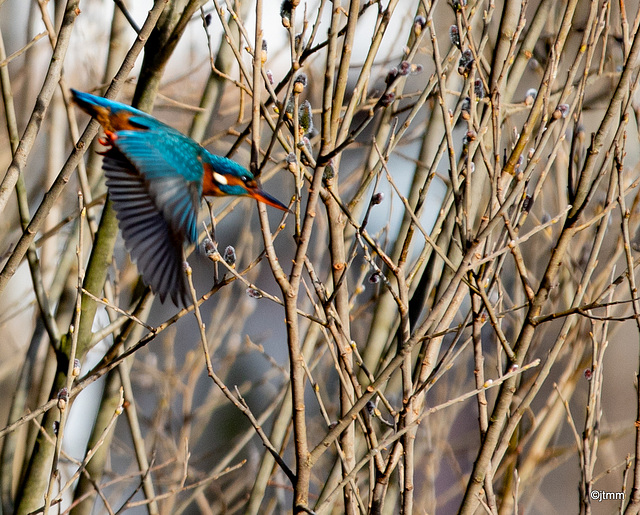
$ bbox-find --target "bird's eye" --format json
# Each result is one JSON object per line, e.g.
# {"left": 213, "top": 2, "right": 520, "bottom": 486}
{"left": 241, "top": 176, "right": 249, "bottom": 183}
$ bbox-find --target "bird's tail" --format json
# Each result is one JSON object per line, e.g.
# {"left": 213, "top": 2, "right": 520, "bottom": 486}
{"left": 70, "top": 89, "right": 113, "bottom": 117}
{"left": 71, "top": 89, "right": 149, "bottom": 133}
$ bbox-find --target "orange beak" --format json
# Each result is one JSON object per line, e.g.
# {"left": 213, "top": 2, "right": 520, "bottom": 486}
{"left": 245, "top": 182, "right": 290, "bottom": 212}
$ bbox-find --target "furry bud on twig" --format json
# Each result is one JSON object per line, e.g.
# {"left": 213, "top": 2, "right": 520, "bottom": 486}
{"left": 387, "top": 62, "right": 421, "bottom": 84}
{"left": 202, "top": 237, "right": 216, "bottom": 256}
{"left": 379, "top": 92, "right": 396, "bottom": 107}
{"left": 323, "top": 160, "right": 335, "bottom": 180}
{"left": 223, "top": 246, "right": 236, "bottom": 267}
{"left": 371, "top": 192, "right": 384, "bottom": 205}
{"left": 553, "top": 103, "right": 570, "bottom": 119}
{"left": 72, "top": 359, "right": 81, "bottom": 377}
{"left": 385, "top": 67, "right": 399, "bottom": 86}
{"left": 293, "top": 73, "right": 307, "bottom": 94}
{"left": 458, "top": 49, "right": 474, "bottom": 76}
{"left": 286, "top": 153, "right": 298, "bottom": 173}
{"left": 298, "top": 100, "right": 313, "bottom": 136}
{"left": 414, "top": 15, "right": 426, "bottom": 36}
{"left": 57, "top": 387, "right": 69, "bottom": 411}
{"left": 524, "top": 88, "right": 537, "bottom": 106}
{"left": 514, "top": 154, "right": 524, "bottom": 174}
{"left": 461, "top": 96, "right": 471, "bottom": 120}
{"left": 449, "top": 25, "right": 461, "bottom": 49}
{"left": 452, "top": 0, "right": 467, "bottom": 11}
{"left": 246, "top": 288, "right": 263, "bottom": 299}
{"left": 281, "top": 0, "right": 293, "bottom": 27}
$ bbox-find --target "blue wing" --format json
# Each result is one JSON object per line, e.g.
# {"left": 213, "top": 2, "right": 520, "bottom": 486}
{"left": 103, "top": 148, "right": 193, "bottom": 306}
{"left": 110, "top": 129, "right": 202, "bottom": 244}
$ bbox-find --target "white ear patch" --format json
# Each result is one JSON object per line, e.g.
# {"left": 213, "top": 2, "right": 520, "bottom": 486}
{"left": 212, "top": 172, "right": 228, "bottom": 185}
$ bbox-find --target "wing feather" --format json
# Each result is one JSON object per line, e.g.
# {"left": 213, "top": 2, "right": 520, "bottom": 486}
{"left": 109, "top": 131, "right": 201, "bottom": 245}
{"left": 103, "top": 148, "right": 191, "bottom": 306}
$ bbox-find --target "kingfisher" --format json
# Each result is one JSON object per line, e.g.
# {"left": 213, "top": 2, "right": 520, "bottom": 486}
{"left": 72, "top": 89, "right": 288, "bottom": 306}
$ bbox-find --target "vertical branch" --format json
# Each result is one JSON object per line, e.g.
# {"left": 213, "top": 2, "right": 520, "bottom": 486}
{"left": 319, "top": 2, "right": 359, "bottom": 512}
{"left": 471, "top": 290, "right": 496, "bottom": 512}
{"left": 43, "top": 197, "right": 85, "bottom": 515}
{"left": 252, "top": 1, "right": 312, "bottom": 512}
{"left": 325, "top": 179, "right": 358, "bottom": 515}
{"left": 618, "top": 143, "right": 640, "bottom": 512}
{"left": 251, "top": 0, "right": 263, "bottom": 176}
{"left": 330, "top": 0, "right": 360, "bottom": 144}
{"left": 320, "top": 0, "right": 340, "bottom": 152}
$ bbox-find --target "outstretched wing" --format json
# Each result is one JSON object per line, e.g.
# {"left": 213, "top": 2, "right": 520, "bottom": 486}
{"left": 103, "top": 148, "right": 193, "bottom": 306}
{"left": 111, "top": 129, "right": 203, "bottom": 244}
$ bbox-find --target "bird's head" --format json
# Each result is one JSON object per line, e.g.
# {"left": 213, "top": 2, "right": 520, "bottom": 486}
{"left": 203, "top": 154, "right": 289, "bottom": 212}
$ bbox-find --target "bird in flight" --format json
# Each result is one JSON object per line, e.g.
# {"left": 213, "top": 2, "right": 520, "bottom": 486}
{"left": 72, "top": 89, "right": 288, "bottom": 306}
